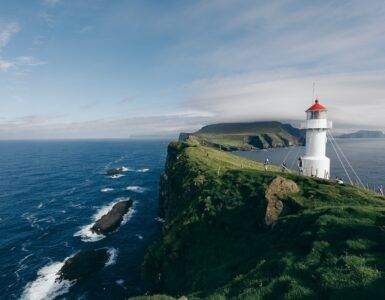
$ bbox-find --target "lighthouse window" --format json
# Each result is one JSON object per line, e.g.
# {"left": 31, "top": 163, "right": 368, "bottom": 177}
{"left": 308, "top": 111, "right": 326, "bottom": 119}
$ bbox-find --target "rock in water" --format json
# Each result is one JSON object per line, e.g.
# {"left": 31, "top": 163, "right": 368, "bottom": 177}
{"left": 58, "top": 249, "right": 108, "bottom": 281}
{"left": 264, "top": 176, "right": 299, "bottom": 226}
{"left": 106, "top": 167, "right": 124, "bottom": 176}
{"left": 91, "top": 200, "right": 133, "bottom": 235}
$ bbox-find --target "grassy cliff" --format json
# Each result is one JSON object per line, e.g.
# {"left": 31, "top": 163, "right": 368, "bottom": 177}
{"left": 136, "top": 138, "right": 385, "bottom": 300}
{"left": 180, "top": 121, "right": 304, "bottom": 151}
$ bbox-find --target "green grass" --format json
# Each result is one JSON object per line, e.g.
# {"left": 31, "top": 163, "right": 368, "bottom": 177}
{"left": 198, "top": 134, "right": 247, "bottom": 148}
{"left": 137, "top": 139, "right": 385, "bottom": 300}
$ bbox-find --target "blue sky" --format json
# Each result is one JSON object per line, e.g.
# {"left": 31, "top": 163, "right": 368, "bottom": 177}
{"left": 1, "top": 0, "right": 385, "bottom": 139}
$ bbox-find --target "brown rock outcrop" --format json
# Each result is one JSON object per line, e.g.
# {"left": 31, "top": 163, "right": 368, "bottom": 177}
{"left": 264, "top": 176, "right": 299, "bottom": 226}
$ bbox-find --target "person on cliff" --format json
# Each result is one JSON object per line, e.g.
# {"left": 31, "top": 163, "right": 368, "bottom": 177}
{"left": 378, "top": 185, "right": 384, "bottom": 196}
{"left": 264, "top": 158, "right": 270, "bottom": 171}
{"left": 297, "top": 156, "right": 303, "bottom": 174}
{"left": 281, "top": 162, "right": 288, "bottom": 172}
{"left": 335, "top": 176, "right": 344, "bottom": 184}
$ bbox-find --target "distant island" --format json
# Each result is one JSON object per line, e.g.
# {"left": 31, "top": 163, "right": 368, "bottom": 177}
{"left": 338, "top": 130, "right": 385, "bottom": 139}
{"left": 180, "top": 121, "right": 304, "bottom": 151}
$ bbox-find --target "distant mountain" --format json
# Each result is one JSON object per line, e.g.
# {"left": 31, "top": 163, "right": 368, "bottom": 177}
{"left": 180, "top": 121, "right": 304, "bottom": 151}
{"left": 338, "top": 130, "right": 385, "bottom": 139}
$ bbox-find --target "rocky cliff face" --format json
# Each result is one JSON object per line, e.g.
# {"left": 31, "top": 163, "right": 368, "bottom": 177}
{"left": 140, "top": 139, "right": 385, "bottom": 300}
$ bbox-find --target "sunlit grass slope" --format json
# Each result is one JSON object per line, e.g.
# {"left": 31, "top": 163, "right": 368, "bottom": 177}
{"left": 136, "top": 138, "right": 385, "bottom": 300}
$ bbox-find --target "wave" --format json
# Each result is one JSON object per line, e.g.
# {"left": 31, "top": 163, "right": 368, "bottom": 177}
{"left": 120, "top": 167, "right": 149, "bottom": 173}
{"left": 110, "top": 174, "right": 124, "bottom": 179}
{"left": 22, "top": 213, "right": 43, "bottom": 231}
{"left": 155, "top": 217, "right": 165, "bottom": 223}
{"left": 69, "top": 203, "right": 85, "bottom": 209}
{"left": 74, "top": 198, "right": 134, "bottom": 242}
{"left": 101, "top": 188, "right": 114, "bottom": 192}
{"left": 121, "top": 205, "right": 135, "bottom": 226}
{"left": 121, "top": 166, "right": 133, "bottom": 172}
{"left": 20, "top": 261, "right": 74, "bottom": 300}
{"left": 37, "top": 202, "right": 43, "bottom": 209}
{"left": 105, "top": 248, "right": 118, "bottom": 267}
{"left": 125, "top": 186, "right": 146, "bottom": 193}
{"left": 21, "top": 248, "right": 117, "bottom": 300}
{"left": 115, "top": 279, "right": 126, "bottom": 289}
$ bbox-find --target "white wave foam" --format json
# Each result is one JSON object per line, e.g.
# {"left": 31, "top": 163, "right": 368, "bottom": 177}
{"left": 21, "top": 261, "right": 74, "bottom": 300}
{"left": 135, "top": 234, "right": 144, "bottom": 240}
{"left": 21, "top": 242, "right": 30, "bottom": 252}
{"left": 69, "top": 203, "right": 84, "bottom": 209}
{"left": 101, "top": 188, "right": 114, "bottom": 193}
{"left": 116, "top": 279, "right": 126, "bottom": 289}
{"left": 74, "top": 198, "right": 133, "bottom": 242}
{"left": 121, "top": 206, "right": 135, "bottom": 225}
{"left": 22, "top": 213, "right": 43, "bottom": 231}
{"left": 121, "top": 166, "right": 133, "bottom": 172}
{"left": 137, "top": 168, "right": 149, "bottom": 173}
{"left": 125, "top": 186, "right": 146, "bottom": 193}
{"left": 37, "top": 203, "right": 43, "bottom": 209}
{"left": 105, "top": 248, "right": 118, "bottom": 267}
{"left": 110, "top": 174, "right": 124, "bottom": 179}
{"left": 155, "top": 217, "right": 165, "bottom": 223}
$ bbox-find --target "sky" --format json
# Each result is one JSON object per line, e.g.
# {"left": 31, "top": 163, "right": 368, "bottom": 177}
{"left": 1, "top": 0, "right": 385, "bottom": 139}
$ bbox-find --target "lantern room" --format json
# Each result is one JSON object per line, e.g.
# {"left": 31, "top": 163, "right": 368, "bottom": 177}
{"left": 306, "top": 99, "right": 327, "bottom": 120}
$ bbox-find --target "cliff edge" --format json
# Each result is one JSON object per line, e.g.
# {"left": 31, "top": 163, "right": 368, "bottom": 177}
{"left": 136, "top": 138, "right": 385, "bottom": 300}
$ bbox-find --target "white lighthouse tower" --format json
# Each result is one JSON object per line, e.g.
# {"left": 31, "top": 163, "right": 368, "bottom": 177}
{"left": 301, "top": 99, "right": 332, "bottom": 179}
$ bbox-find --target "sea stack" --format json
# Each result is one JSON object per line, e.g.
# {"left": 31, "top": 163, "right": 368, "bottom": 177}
{"left": 91, "top": 200, "right": 133, "bottom": 235}
{"left": 58, "top": 249, "right": 109, "bottom": 281}
{"left": 300, "top": 99, "right": 332, "bottom": 179}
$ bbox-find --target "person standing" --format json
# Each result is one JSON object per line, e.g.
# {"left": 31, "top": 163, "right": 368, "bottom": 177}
{"left": 264, "top": 158, "right": 270, "bottom": 171}
{"left": 281, "top": 161, "right": 288, "bottom": 172}
{"left": 378, "top": 185, "right": 384, "bottom": 196}
{"left": 298, "top": 156, "right": 303, "bottom": 174}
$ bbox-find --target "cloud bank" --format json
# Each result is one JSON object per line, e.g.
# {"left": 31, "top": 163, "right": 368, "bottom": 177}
{"left": 1, "top": 0, "right": 385, "bottom": 138}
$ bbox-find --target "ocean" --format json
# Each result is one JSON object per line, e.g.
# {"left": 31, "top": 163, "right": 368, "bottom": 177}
{"left": 0, "top": 140, "right": 169, "bottom": 299}
{"left": 0, "top": 138, "right": 384, "bottom": 299}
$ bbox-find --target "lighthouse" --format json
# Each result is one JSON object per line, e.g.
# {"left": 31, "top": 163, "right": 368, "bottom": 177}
{"left": 301, "top": 99, "right": 332, "bottom": 179}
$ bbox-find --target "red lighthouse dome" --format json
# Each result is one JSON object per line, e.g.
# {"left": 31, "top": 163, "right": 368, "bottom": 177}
{"left": 306, "top": 99, "right": 327, "bottom": 112}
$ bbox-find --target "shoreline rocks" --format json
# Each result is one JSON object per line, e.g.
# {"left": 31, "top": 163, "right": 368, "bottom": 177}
{"left": 58, "top": 249, "right": 109, "bottom": 281}
{"left": 106, "top": 167, "right": 125, "bottom": 176}
{"left": 91, "top": 200, "right": 133, "bottom": 235}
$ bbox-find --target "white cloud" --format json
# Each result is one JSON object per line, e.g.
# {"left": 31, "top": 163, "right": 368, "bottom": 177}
{"left": 185, "top": 70, "right": 385, "bottom": 129}
{"left": 39, "top": 12, "right": 55, "bottom": 27}
{"left": 0, "top": 56, "right": 45, "bottom": 72}
{"left": 0, "top": 22, "right": 45, "bottom": 72}
{"left": 0, "top": 111, "right": 212, "bottom": 139}
{"left": 15, "top": 56, "right": 46, "bottom": 67}
{"left": 0, "top": 22, "right": 20, "bottom": 50}
{"left": 0, "top": 59, "right": 14, "bottom": 71}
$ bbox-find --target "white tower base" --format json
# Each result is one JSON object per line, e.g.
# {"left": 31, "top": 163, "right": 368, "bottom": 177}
{"left": 302, "top": 156, "right": 330, "bottom": 179}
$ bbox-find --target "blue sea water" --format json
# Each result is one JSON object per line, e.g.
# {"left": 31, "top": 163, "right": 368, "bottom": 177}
{"left": 0, "top": 140, "right": 169, "bottom": 300}
{"left": 0, "top": 138, "right": 384, "bottom": 299}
